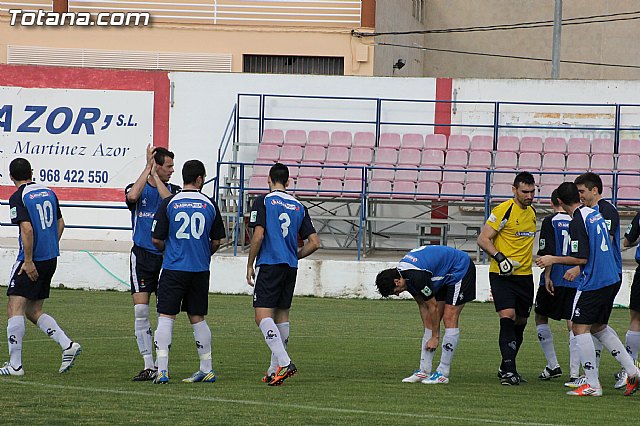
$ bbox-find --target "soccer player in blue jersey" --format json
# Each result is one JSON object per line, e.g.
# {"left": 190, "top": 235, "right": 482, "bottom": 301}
{"left": 125, "top": 145, "right": 180, "bottom": 381}
{"left": 0, "top": 158, "right": 81, "bottom": 377}
{"left": 246, "top": 163, "right": 320, "bottom": 386}
{"left": 534, "top": 190, "right": 580, "bottom": 385}
{"left": 537, "top": 182, "right": 639, "bottom": 397}
{"left": 151, "top": 160, "right": 226, "bottom": 384}
{"left": 375, "top": 245, "right": 476, "bottom": 385}
{"left": 622, "top": 212, "right": 640, "bottom": 381}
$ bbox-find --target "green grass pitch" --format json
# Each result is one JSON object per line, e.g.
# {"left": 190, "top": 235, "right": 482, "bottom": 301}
{"left": 0, "top": 289, "right": 635, "bottom": 425}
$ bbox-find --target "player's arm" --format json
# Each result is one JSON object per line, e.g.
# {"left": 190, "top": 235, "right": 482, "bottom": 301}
{"left": 151, "top": 198, "right": 171, "bottom": 252}
{"left": 55, "top": 195, "right": 64, "bottom": 241}
{"left": 18, "top": 221, "right": 38, "bottom": 281}
{"left": 536, "top": 254, "right": 586, "bottom": 268}
{"left": 624, "top": 214, "right": 640, "bottom": 248}
{"left": 246, "top": 225, "right": 264, "bottom": 286}
{"left": 210, "top": 203, "right": 226, "bottom": 255}
{"left": 125, "top": 144, "right": 155, "bottom": 204}
{"left": 414, "top": 294, "right": 439, "bottom": 351}
{"left": 298, "top": 207, "right": 320, "bottom": 259}
{"left": 477, "top": 223, "right": 518, "bottom": 275}
{"left": 150, "top": 161, "right": 172, "bottom": 199}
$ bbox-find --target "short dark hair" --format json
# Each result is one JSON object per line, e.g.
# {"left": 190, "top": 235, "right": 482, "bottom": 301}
{"left": 182, "top": 159, "right": 206, "bottom": 185}
{"left": 550, "top": 189, "right": 560, "bottom": 207}
{"left": 269, "top": 163, "right": 289, "bottom": 186}
{"left": 556, "top": 182, "right": 580, "bottom": 205}
{"left": 513, "top": 171, "right": 535, "bottom": 188}
{"left": 154, "top": 147, "right": 175, "bottom": 166}
{"left": 9, "top": 158, "right": 32, "bottom": 181}
{"left": 574, "top": 172, "right": 602, "bottom": 195}
{"left": 375, "top": 268, "right": 401, "bottom": 297}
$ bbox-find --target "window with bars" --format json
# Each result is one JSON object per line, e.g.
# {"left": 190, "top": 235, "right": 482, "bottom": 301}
{"left": 243, "top": 55, "right": 344, "bottom": 76}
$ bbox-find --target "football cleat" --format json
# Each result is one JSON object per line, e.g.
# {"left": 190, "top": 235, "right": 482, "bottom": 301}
{"left": 0, "top": 362, "right": 24, "bottom": 376}
{"left": 402, "top": 369, "right": 429, "bottom": 383}
{"left": 182, "top": 370, "right": 216, "bottom": 383}
{"left": 564, "top": 376, "right": 587, "bottom": 388}
{"left": 261, "top": 372, "right": 275, "bottom": 383}
{"left": 132, "top": 368, "right": 157, "bottom": 382}
{"left": 566, "top": 383, "right": 602, "bottom": 396}
{"left": 153, "top": 370, "right": 169, "bottom": 384}
{"left": 268, "top": 362, "right": 297, "bottom": 386}
{"left": 421, "top": 371, "right": 449, "bottom": 384}
{"left": 59, "top": 342, "right": 82, "bottom": 373}
{"left": 500, "top": 372, "right": 520, "bottom": 386}
{"left": 624, "top": 368, "right": 640, "bottom": 396}
{"left": 614, "top": 369, "right": 628, "bottom": 389}
{"left": 538, "top": 365, "right": 562, "bottom": 380}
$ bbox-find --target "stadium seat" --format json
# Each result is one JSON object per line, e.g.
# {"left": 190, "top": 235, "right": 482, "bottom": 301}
{"left": 318, "top": 178, "right": 343, "bottom": 197}
{"left": 567, "top": 138, "right": 591, "bottom": 154}
{"left": 369, "top": 180, "right": 393, "bottom": 198}
{"left": 294, "top": 177, "right": 319, "bottom": 196}
{"left": 519, "top": 152, "right": 543, "bottom": 170}
{"left": 471, "top": 135, "right": 494, "bottom": 152}
{"left": 247, "top": 175, "right": 268, "bottom": 193}
{"left": 415, "top": 181, "right": 440, "bottom": 200}
{"left": 618, "top": 174, "right": 640, "bottom": 187}
{"left": 421, "top": 149, "right": 445, "bottom": 167}
{"left": 442, "top": 171, "right": 466, "bottom": 185}
{"left": 619, "top": 139, "right": 640, "bottom": 155}
{"left": 350, "top": 147, "right": 373, "bottom": 164}
{"left": 375, "top": 148, "right": 398, "bottom": 165}
{"left": 468, "top": 151, "right": 492, "bottom": 169}
{"left": 418, "top": 169, "right": 442, "bottom": 182}
{"left": 424, "top": 134, "right": 447, "bottom": 150}
{"left": 302, "top": 146, "right": 327, "bottom": 163}
{"left": 591, "top": 171, "right": 613, "bottom": 188}
{"left": 284, "top": 129, "right": 307, "bottom": 146}
{"left": 497, "top": 136, "right": 519, "bottom": 152}
{"left": 618, "top": 154, "right": 639, "bottom": 171}
{"left": 543, "top": 137, "right": 567, "bottom": 154}
{"left": 256, "top": 144, "right": 280, "bottom": 162}
{"left": 379, "top": 133, "right": 402, "bottom": 149}
{"left": 464, "top": 183, "right": 487, "bottom": 201}
{"left": 495, "top": 151, "right": 518, "bottom": 169}
{"left": 541, "top": 152, "right": 565, "bottom": 170}
{"left": 520, "top": 136, "right": 543, "bottom": 153}
{"left": 539, "top": 172, "right": 565, "bottom": 186}
{"left": 353, "top": 131, "right": 375, "bottom": 148}
{"left": 538, "top": 185, "right": 556, "bottom": 199}
{"left": 287, "top": 166, "right": 300, "bottom": 180}
{"left": 466, "top": 170, "right": 489, "bottom": 184}
{"left": 371, "top": 167, "right": 395, "bottom": 181}
{"left": 493, "top": 169, "right": 516, "bottom": 184}
{"left": 590, "top": 154, "right": 614, "bottom": 171}
{"left": 343, "top": 178, "right": 364, "bottom": 198}
{"left": 307, "top": 130, "right": 330, "bottom": 147}
{"left": 445, "top": 150, "right": 469, "bottom": 168}
{"left": 344, "top": 164, "right": 367, "bottom": 180}
{"left": 326, "top": 146, "right": 349, "bottom": 164}
{"left": 402, "top": 133, "right": 424, "bottom": 150}
{"left": 251, "top": 165, "right": 271, "bottom": 177}
{"left": 393, "top": 181, "right": 416, "bottom": 199}
{"left": 330, "top": 131, "right": 353, "bottom": 148}
{"left": 398, "top": 148, "right": 422, "bottom": 167}
{"left": 591, "top": 138, "right": 614, "bottom": 154}
{"left": 618, "top": 187, "right": 640, "bottom": 205}
{"left": 279, "top": 145, "right": 303, "bottom": 163}
{"left": 440, "top": 182, "right": 464, "bottom": 200}
{"left": 395, "top": 169, "right": 418, "bottom": 182}
{"left": 491, "top": 183, "right": 515, "bottom": 201}
{"left": 448, "top": 134, "right": 471, "bottom": 151}
{"left": 298, "top": 163, "right": 322, "bottom": 179}
{"left": 322, "top": 163, "right": 346, "bottom": 180}
{"left": 566, "top": 153, "right": 590, "bottom": 171}
{"left": 261, "top": 129, "right": 284, "bottom": 146}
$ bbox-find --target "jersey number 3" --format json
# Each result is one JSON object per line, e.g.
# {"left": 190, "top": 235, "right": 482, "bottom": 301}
{"left": 279, "top": 212, "right": 291, "bottom": 237}
{"left": 175, "top": 211, "right": 205, "bottom": 239}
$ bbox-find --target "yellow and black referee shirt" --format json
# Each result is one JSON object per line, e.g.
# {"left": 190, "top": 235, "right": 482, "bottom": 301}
{"left": 486, "top": 199, "right": 537, "bottom": 275}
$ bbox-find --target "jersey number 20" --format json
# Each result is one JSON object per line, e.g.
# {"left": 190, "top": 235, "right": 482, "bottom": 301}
{"left": 175, "top": 211, "right": 205, "bottom": 239}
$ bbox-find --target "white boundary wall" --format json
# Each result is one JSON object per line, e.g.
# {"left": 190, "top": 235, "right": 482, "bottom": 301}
{"left": 0, "top": 247, "right": 633, "bottom": 307}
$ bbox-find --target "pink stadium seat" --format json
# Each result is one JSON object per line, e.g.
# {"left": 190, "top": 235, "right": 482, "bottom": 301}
{"left": 302, "top": 146, "right": 327, "bottom": 163}
{"left": 350, "top": 147, "right": 373, "bottom": 164}
{"left": 402, "top": 133, "right": 424, "bottom": 150}
{"left": 497, "top": 136, "right": 519, "bottom": 152}
{"left": 330, "top": 131, "right": 353, "bottom": 148}
{"left": 353, "top": 131, "right": 375, "bottom": 148}
{"left": 619, "top": 139, "right": 640, "bottom": 155}
{"left": 618, "top": 154, "right": 639, "bottom": 171}
{"left": 520, "top": 136, "right": 543, "bottom": 153}
{"left": 307, "top": 130, "right": 330, "bottom": 147}
{"left": 287, "top": 166, "right": 299, "bottom": 180}
{"left": 247, "top": 175, "right": 268, "bottom": 192}
{"left": 393, "top": 181, "right": 416, "bottom": 199}
{"left": 471, "top": 135, "right": 494, "bottom": 152}
{"left": 371, "top": 168, "right": 395, "bottom": 181}
{"left": 261, "top": 129, "right": 284, "bottom": 146}
{"left": 395, "top": 169, "right": 418, "bottom": 182}
{"left": 369, "top": 180, "right": 392, "bottom": 198}
{"left": 465, "top": 183, "right": 487, "bottom": 201}
{"left": 440, "top": 182, "right": 464, "bottom": 200}
{"left": 279, "top": 145, "right": 303, "bottom": 163}
{"left": 538, "top": 185, "right": 556, "bottom": 199}
{"left": 415, "top": 181, "right": 440, "bottom": 200}
{"left": 618, "top": 187, "right": 640, "bottom": 205}
{"left": 319, "top": 178, "right": 343, "bottom": 197}
{"left": 424, "top": 134, "right": 447, "bottom": 150}
{"left": 544, "top": 137, "right": 567, "bottom": 154}
{"left": 398, "top": 148, "right": 422, "bottom": 167}
{"left": 326, "top": 146, "right": 349, "bottom": 164}
{"left": 294, "top": 178, "right": 319, "bottom": 196}
{"left": 379, "top": 133, "right": 402, "bottom": 149}
{"left": 591, "top": 138, "right": 614, "bottom": 154}
{"left": 251, "top": 165, "right": 271, "bottom": 177}
{"left": 566, "top": 153, "right": 590, "bottom": 171}
{"left": 418, "top": 169, "right": 442, "bottom": 182}
{"left": 590, "top": 154, "right": 614, "bottom": 171}
{"left": 618, "top": 174, "right": 640, "bottom": 187}
{"left": 298, "top": 163, "right": 322, "bottom": 179}
{"left": 495, "top": 151, "right": 518, "bottom": 169}
{"left": 592, "top": 171, "right": 613, "bottom": 188}
{"left": 421, "top": 149, "right": 445, "bottom": 167}
{"left": 567, "top": 138, "right": 591, "bottom": 154}
{"left": 491, "top": 183, "right": 515, "bottom": 201}
{"left": 375, "top": 148, "right": 398, "bottom": 165}
{"left": 442, "top": 171, "right": 466, "bottom": 184}
{"left": 519, "top": 152, "right": 543, "bottom": 170}
{"left": 322, "top": 163, "right": 346, "bottom": 180}
{"left": 493, "top": 168, "right": 516, "bottom": 184}
{"left": 539, "top": 172, "right": 565, "bottom": 186}
{"left": 467, "top": 171, "right": 489, "bottom": 184}
{"left": 343, "top": 179, "right": 364, "bottom": 198}
{"left": 256, "top": 144, "right": 280, "bottom": 162}
{"left": 468, "top": 151, "right": 492, "bottom": 169}
{"left": 542, "top": 153, "right": 565, "bottom": 171}
{"left": 444, "top": 150, "right": 469, "bottom": 168}
{"left": 344, "top": 165, "right": 367, "bottom": 180}
{"left": 448, "top": 134, "right": 471, "bottom": 151}
{"left": 284, "top": 129, "right": 306, "bottom": 146}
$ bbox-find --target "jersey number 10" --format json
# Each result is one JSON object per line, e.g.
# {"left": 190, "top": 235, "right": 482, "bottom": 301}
{"left": 35, "top": 200, "right": 54, "bottom": 230}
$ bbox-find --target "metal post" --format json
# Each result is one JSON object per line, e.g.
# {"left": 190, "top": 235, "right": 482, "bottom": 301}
{"left": 551, "top": 0, "right": 562, "bottom": 79}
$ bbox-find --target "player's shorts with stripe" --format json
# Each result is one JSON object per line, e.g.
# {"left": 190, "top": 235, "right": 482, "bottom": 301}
{"left": 7, "top": 258, "right": 57, "bottom": 300}
{"left": 253, "top": 263, "right": 297, "bottom": 309}
{"left": 130, "top": 245, "right": 163, "bottom": 294}
{"left": 534, "top": 285, "right": 577, "bottom": 321}
{"left": 156, "top": 269, "right": 210, "bottom": 316}
{"left": 571, "top": 283, "right": 618, "bottom": 325}
{"left": 435, "top": 259, "right": 477, "bottom": 305}
{"left": 630, "top": 265, "right": 640, "bottom": 312}
{"left": 489, "top": 273, "right": 534, "bottom": 318}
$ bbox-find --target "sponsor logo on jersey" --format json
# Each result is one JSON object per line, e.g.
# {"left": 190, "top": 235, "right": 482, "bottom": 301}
{"left": 404, "top": 255, "right": 418, "bottom": 263}
{"left": 516, "top": 231, "right": 535, "bottom": 237}
{"left": 173, "top": 202, "right": 206, "bottom": 209}
{"left": 588, "top": 213, "right": 603, "bottom": 224}
{"left": 270, "top": 199, "right": 300, "bottom": 211}
{"left": 29, "top": 190, "right": 50, "bottom": 200}
{"left": 138, "top": 211, "right": 155, "bottom": 218}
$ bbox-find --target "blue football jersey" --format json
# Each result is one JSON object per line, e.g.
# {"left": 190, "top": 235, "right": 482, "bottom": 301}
{"left": 397, "top": 245, "right": 471, "bottom": 294}
{"left": 569, "top": 206, "right": 619, "bottom": 291}
{"left": 248, "top": 190, "right": 316, "bottom": 268}
{"left": 538, "top": 212, "right": 575, "bottom": 288}
{"left": 126, "top": 182, "right": 180, "bottom": 255}
{"left": 9, "top": 182, "right": 62, "bottom": 262}
{"left": 152, "top": 190, "right": 226, "bottom": 272}
{"left": 594, "top": 199, "right": 622, "bottom": 274}
{"left": 625, "top": 212, "right": 640, "bottom": 264}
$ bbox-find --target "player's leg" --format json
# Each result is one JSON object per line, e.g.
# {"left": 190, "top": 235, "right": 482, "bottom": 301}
{"left": 1, "top": 293, "right": 27, "bottom": 376}
{"left": 534, "top": 284, "right": 561, "bottom": 379}
{"left": 624, "top": 269, "right": 640, "bottom": 368}
{"left": 490, "top": 273, "right": 519, "bottom": 384}
{"left": 153, "top": 270, "right": 183, "bottom": 384}
{"left": 267, "top": 308, "right": 291, "bottom": 381}
{"left": 405, "top": 289, "right": 444, "bottom": 383}
{"left": 565, "top": 320, "right": 585, "bottom": 387}
{"left": 568, "top": 322, "right": 601, "bottom": 396}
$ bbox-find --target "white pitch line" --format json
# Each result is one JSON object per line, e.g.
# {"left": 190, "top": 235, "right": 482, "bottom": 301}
{"left": 1, "top": 379, "right": 560, "bottom": 426}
